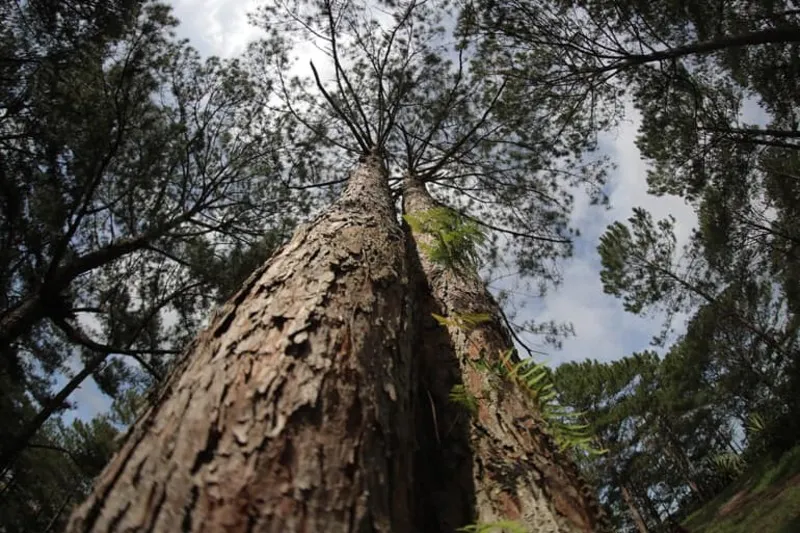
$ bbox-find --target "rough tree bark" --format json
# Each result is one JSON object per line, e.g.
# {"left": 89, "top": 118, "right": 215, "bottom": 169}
{"left": 402, "top": 176, "right": 606, "bottom": 532}
{"left": 66, "top": 153, "right": 417, "bottom": 532}
{"left": 65, "top": 158, "right": 606, "bottom": 532}
{"left": 403, "top": 177, "right": 605, "bottom": 533}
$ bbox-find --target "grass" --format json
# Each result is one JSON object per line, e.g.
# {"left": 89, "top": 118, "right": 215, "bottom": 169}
{"left": 684, "top": 445, "right": 800, "bottom": 532}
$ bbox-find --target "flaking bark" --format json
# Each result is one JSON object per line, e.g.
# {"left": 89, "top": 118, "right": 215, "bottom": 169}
{"left": 66, "top": 154, "right": 415, "bottom": 533}
{"left": 403, "top": 176, "right": 606, "bottom": 532}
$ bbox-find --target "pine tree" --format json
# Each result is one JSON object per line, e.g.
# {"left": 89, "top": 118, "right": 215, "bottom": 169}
{"left": 64, "top": 0, "right": 610, "bottom": 530}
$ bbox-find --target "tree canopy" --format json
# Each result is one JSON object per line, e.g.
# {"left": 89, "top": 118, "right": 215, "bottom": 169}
{"left": 0, "top": 1, "right": 296, "bottom": 527}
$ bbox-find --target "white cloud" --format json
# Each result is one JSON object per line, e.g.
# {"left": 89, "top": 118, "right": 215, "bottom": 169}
{"left": 517, "top": 106, "right": 698, "bottom": 366}
{"left": 170, "top": 0, "right": 265, "bottom": 58}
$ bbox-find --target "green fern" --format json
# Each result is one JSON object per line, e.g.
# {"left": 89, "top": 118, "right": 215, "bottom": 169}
{"left": 497, "top": 349, "right": 606, "bottom": 456}
{"left": 710, "top": 452, "right": 746, "bottom": 476}
{"left": 404, "top": 207, "right": 487, "bottom": 270}
{"left": 432, "top": 311, "right": 492, "bottom": 332}
{"left": 747, "top": 412, "right": 766, "bottom": 435}
{"left": 457, "top": 520, "right": 528, "bottom": 533}
{"left": 449, "top": 384, "right": 479, "bottom": 416}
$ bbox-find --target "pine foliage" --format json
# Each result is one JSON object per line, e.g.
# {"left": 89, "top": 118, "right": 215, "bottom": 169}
{"left": 498, "top": 350, "right": 606, "bottom": 456}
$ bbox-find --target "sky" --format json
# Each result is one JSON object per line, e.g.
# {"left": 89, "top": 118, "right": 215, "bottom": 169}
{"left": 521, "top": 111, "right": 698, "bottom": 365}
{"left": 69, "top": 0, "right": 702, "bottom": 422}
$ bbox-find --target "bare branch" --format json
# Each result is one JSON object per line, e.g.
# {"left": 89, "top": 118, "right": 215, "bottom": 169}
{"left": 310, "top": 60, "right": 370, "bottom": 153}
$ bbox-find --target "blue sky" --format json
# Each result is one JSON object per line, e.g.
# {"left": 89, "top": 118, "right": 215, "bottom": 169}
{"left": 69, "top": 0, "right": 702, "bottom": 423}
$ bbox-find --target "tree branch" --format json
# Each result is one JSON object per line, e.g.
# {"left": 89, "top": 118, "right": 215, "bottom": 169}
{"left": 420, "top": 79, "right": 507, "bottom": 179}
{"left": 310, "top": 60, "right": 370, "bottom": 153}
{"left": 52, "top": 318, "right": 171, "bottom": 380}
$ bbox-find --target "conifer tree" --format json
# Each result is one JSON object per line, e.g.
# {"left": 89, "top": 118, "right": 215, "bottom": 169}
{"left": 65, "top": 0, "right": 610, "bottom": 530}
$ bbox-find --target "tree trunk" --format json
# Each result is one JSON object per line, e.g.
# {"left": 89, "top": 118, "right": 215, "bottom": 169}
{"left": 402, "top": 176, "right": 605, "bottom": 532}
{"left": 43, "top": 490, "right": 74, "bottom": 533}
{"left": 620, "top": 484, "right": 649, "bottom": 533}
{"left": 592, "top": 26, "right": 800, "bottom": 75}
{"left": 638, "top": 484, "right": 662, "bottom": 528}
{"left": 659, "top": 420, "right": 708, "bottom": 502}
{"left": 66, "top": 153, "right": 417, "bottom": 532}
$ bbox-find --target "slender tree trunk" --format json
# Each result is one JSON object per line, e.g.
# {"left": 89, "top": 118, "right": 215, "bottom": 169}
{"left": 402, "top": 176, "right": 605, "bottom": 532}
{"left": 0, "top": 295, "right": 45, "bottom": 352}
{"left": 0, "top": 351, "right": 107, "bottom": 474}
{"left": 715, "top": 427, "right": 741, "bottom": 455}
{"left": 620, "top": 484, "right": 649, "bottom": 533}
{"left": 66, "top": 153, "right": 417, "bottom": 532}
{"left": 703, "top": 126, "right": 800, "bottom": 140}
{"left": 660, "top": 420, "right": 707, "bottom": 501}
{"left": 638, "top": 485, "right": 662, "bottom": 528}
{"left": 592, "top": 26, "right": 800, "bottom": 75}
{"left": 43, "top": 491, "right": 74, "bottom": 533}
{"left": 1, "top": 297, "right": 181, "bottom": 471}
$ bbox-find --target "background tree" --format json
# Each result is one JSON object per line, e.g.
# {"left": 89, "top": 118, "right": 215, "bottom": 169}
{"left": 553, "top": 347, "right": 738, "bottom": 532}
{"left": 581, "top": 0, "right": 800, "bottom": 507}
{"left": 462, "top": 0, "right": 800, "bottom": 130}
{"left": 0, "top": 0, "right": 296, "bottom": 503}
{"left": 0, "top": 386, "right": 145, "bottom": 532}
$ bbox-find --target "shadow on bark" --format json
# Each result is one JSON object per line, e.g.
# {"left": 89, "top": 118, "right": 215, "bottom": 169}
{"left": 407, "top": 239, "right": 478, "bottom": 533}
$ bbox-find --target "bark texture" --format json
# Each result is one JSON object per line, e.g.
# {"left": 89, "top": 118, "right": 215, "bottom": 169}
{"left": 66, "top": 154, "right": 416, "bottom": 533}
{"left": 409, "top": 253, "right": 478, "bottom": 532}
{"left": 403, "top": 176, "right": 606, "bottom": 532}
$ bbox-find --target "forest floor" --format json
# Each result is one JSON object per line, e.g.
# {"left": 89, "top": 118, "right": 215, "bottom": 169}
{"left": 684, "top": 445, "right": 800, "bottom": 532}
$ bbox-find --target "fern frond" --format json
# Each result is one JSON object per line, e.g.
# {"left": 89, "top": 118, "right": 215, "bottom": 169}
{"left": 710, "top": 452, "right": 746, "bottom": 476}
{"left": 449, "top": 384, "right": 479, "bottom": 416}
{"left": 431, "top": 313, "right": 454, "bottom": 327}
{"left": 404, "top": 208, "right": 487, "bottom": 270}
{"left": 457, "top": 520, "right": 528, "bottom": 533}
{"left": 432, "top": 312, "right": 492, "bottom": 332}
{"left": 494, "top": 349, "right": 606, "bottom": 456}
{"left": 747, "top": 412, "right": 765, "bottom": 435}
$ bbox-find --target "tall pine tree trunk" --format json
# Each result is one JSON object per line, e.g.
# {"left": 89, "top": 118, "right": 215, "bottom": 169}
{"left": 660, "top": 419, "right": 708, "bottom": 501}
{"left": 402, "top": 176, "right": 605, "bottom": 532}
{"left": 620, "top": 484, "right": 649, "bottom": 533}
{"left": 66, "top": 153, "right": 417, "bottom": 532}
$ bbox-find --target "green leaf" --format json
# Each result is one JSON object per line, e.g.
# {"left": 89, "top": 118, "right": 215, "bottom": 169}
{"left": 457, "top": 520, "right": 528, "bottom": 533}
{"left": 449, "top": 384, "right": 479, "bottom": 416}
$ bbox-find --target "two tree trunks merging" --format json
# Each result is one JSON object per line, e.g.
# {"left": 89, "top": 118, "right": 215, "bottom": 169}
{"left": 67, "top": 154, "right": 416, "bottom": 532}
{"left": 403, "top": 177, "right": 603, "bottom": 533}
{"left": 67, "top": 160, "right": 603, "bottom": 532}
